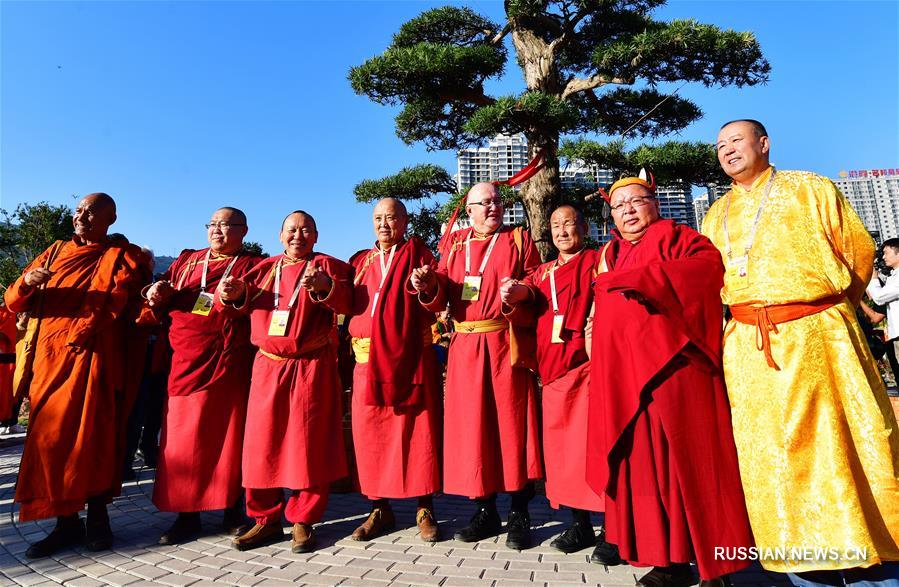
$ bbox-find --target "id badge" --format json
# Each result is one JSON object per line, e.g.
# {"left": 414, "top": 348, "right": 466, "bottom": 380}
{"left": 551, "top": 314, "right": 565, "bottom": 344}
{"left": 268, "top": 310, "right": 290, "bottom": 336}
{"left": 191, "top": 292, "right": 214, "bottom": 316}
{"left": 461, "top": 276, "right": 482, "bottom": 301}
{"left": 726, "top": 256, "right": 750, "bottom": 291}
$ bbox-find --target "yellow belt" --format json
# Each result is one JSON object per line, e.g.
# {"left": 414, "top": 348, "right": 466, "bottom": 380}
{"left": 452, "top": 319, "right": 508, "bottom": 334}
{"left": 352, "top": 330, "right": 432, "bottom": 364}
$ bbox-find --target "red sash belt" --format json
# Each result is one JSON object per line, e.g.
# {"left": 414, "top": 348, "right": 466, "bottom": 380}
{"left": 730, "top": 294, "right": 844, "bottom": 371}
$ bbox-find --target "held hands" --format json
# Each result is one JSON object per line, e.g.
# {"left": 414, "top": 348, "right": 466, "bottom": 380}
{"left": 500, "top": 277, "right": 530, "bottom": 306}
{"left": 410, "top": 265, "right": 437, "bottom": 295}
{"left": 23, "top": 267, "right": 53, "bottom": 288}
{"left": 218, "top": 276, "right": 246, "bottom": 304}
{"left": 146, "top": 280, "right": 174, "bottom": 307}
{"left": 301, "top": 263, "right": 332, "bottom": 296}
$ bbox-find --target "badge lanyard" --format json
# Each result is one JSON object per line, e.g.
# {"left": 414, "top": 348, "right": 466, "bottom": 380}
{"left": 371, "top": 244, "right": 396, "bottom": 317}
{"left": 273, "top": 258, "right": 306, "bottom": 311}
{"left": 191, "top": 250, "right": 239, "bottom": 316}
{"left": 199, "top": 249, "right": 240, "bottom": 293}
{"left": 722, "top": 167, "right": 777, "bottom": 261}
{"left": 465, "top": 232, "right": 499, "bottom": 276}
{"left": 548, "top": 259, "right": 567, "bottom": 344}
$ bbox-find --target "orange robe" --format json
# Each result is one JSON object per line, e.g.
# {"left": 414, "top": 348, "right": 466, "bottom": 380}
{"left": 507, "top": 249, "right": 604, "bottom": 512}
{"left": 422, "top": 226, "right": 542, "bottom": 498}
{"left": 0, "top": 307, "right": 17, "bottom": 422}
{"left": 4, "top": 239, "right": 149, "bottom": 521}
{"left": 348, "top": 238, "right": 442, "bottom": 499}
{"left": 226, "top": 253, "right": 353, "bottom": 491}
{"left": 140, "top": 248, "right": 262, "bottom": 512}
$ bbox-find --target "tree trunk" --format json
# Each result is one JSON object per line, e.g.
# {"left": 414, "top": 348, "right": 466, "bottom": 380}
{"left": 519, "top": 135, "right": 561, "bottom": 261}
{"left": 511, "top": 23, "right": 563, "bottom": 261}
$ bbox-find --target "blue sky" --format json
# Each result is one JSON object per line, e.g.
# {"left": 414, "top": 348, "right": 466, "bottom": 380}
{"left": 2, "top": 1, "right": 897, "bottom": 260}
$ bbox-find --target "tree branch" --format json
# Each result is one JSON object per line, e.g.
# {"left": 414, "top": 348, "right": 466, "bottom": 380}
{"left": 561, "top": 74, "right": 632, "bottom": 100}
{"left": 490, "top": 22, "right": 512, "bottom": 45}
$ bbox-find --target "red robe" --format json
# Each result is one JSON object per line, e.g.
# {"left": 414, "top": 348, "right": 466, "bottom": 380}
{"left": 587, "top": 220, "right": 753, "bottom": 579}
{"left": 0, "top": 307, "right": 17, "bottom": 422}
{"left": 5, "top": 239, "right": 149, "bottom": 521}
{"left": 225, "top": 252, "right": 353, "bottom": 490}
{"left": 348, "top": 238, "right": 442, "bottom": 499}
{"left": 141, "top": 248, "right": 263, "bottom": 512}
{"left": 423, "top": 226, "right": 542, "bottom": 498}
{"left": 508, "top": 249, "right": 604, "bottom": 512}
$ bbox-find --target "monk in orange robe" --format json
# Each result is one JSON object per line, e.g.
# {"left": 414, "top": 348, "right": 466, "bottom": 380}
{"left": 0, "top": 303, "right": 17, "bottom": 424}
{"left": 587, "top": 177, "right": 753, "bottom": 587}
{"left": 219, "top": 210, "right": 353, "bottom": 554}
{"left": 502, "top": 205, "right": 621, "bottom": 564}
{"left": 347, "top": 198, "right": 441, "bottom": 542}
{"left": 410, "top": 182, "right": 542, "bottom": 550}
{"left": 4, "top": 193, "right": 150, "bottom": 558}
{"left": 140, "top": 207, "right": 263, "bottom": 544}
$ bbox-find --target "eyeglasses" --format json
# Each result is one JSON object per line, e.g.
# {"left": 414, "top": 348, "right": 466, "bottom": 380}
{"left": 468, "top": 199, "right": 503, "bottom": 209}
{"left": 609, "top": 196, "right": 656, "bottom": 212}
{"left": 206, "top": 222, "right": 246, "bottom": 230}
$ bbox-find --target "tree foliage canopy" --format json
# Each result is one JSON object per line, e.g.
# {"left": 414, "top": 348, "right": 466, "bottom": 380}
{"left": 0, "top": 202, "right": 73, "bottom": 289}
{"left": 349, "top": 1, "right": 770, "bottom": 256}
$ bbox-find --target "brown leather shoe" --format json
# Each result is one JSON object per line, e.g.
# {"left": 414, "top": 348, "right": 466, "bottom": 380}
{"left": 231, "top": 523, "right": 284, "bottom": 551}
{"left": 291, "top": 522, "right": 316, "bottom": 553}
{"left": 350, "top": 507, "right": 395, "bottom": 541}
{"left": 416, "top": 507, "right": 440, "bottom": 542}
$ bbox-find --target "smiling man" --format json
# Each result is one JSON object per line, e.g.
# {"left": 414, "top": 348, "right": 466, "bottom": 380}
{"left": 587, "top": 177, "right": 753, "bottom": 587}
{"left": 5, "top": 193, "right": 151, "bottom": 557}
{"left": 218, "top": 210, "right": 354, "bottom": 554}
{"left": 140, "top": 207, "right": 262, "bottom": 545}
{"left": 346, "top": 198, "right": 442, "bottom": 542}
{"left": 410, "top": 182, "right": 542, "bottom": 550}
{"left": 703, "top": 120, "right": 899, "bottom": 585}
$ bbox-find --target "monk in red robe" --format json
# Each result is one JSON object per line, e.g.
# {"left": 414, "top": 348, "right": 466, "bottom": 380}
{"left": 587, "top": 177, "right": 753, "bottom": 587}
{"left": 140, "top": 207, "right": 263, "bottom": 544}
{"left": 347, "top": 198, "right": 442, "bottom": 542}
{"left": 0, "top": 302, "right": 17, "bottom": 425}
{"left": 410, "top": 182, "right": 542, "bottom": 550}
{"left": 4, "top": 193, "right": 150, "bottom": 558}
{"left": 502, "top": 205, "right": 621, "bottom": 564}
{"left": 219, "top": 210, "right": 353, "bottom": 554}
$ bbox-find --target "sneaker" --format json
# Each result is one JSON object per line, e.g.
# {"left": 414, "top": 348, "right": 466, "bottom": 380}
{"left": 453, "top": 504, "right": 501, "bottom": 542}
{"left": 505, "top": 510, "right": 532, "bottom": 550}
{"left": 550, "top": 522, "right": 595, "bottom": 553}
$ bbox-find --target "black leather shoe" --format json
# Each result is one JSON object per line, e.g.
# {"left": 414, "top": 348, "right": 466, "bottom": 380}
{"left": 453, "top": 505, "right": 501, "bottom": 542}
{"left": 504, "top": 510, "right": 532, "bottom": 550}
{"left": 26, "top": 516, "right": 85, "bottom": 559}
{"left": 550, "top": 522, "right": 595, "bottom": 553}
{"left": 590, "top": 528, "right": 624, "bottom": 565}
{"left": 158, "top": 512, "right": 202, "bottom": 545}
{"left": 636, "top": 564, "right": 695, "bottom": 587}
{"left": 222, "top": 504, "right": 252, "bottom": 536}
{"left": 85, "top": 518, "right": 114, "bottom": 552}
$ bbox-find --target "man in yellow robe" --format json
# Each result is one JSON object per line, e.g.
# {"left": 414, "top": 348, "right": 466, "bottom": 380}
{"left": 702, "top": 119, "right": 899, "bottom": 585}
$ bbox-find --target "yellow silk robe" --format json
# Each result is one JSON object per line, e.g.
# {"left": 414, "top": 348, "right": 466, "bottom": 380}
{"left": 702, "top": 166, "right": 899, "bottom": 573}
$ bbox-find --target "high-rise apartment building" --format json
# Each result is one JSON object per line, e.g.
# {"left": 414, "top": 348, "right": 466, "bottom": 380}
{"left": 834, "top": 168, "right": 899, "bottom": 242}
{"left": 693, "top": 193, "right": 710, "bottom": 230}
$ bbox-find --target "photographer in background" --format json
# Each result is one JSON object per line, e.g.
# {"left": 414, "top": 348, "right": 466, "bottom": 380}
{"left": 867, "top": 238, "right": 899, "bottom": 387}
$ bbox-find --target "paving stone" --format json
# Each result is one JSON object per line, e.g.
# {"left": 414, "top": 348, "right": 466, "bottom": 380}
{"left": 533, "top": 569, "right": 584, "bottom": 582}
{"left": 361, "top": 569, "right": 402, "bottom": 582}
{"left": 434, "top": 565, "right": 483, "bottom": 579}
{"left": 155, "top": 574, "right": 201, "bottom": 587}
{"left": 393, "top": 572, "right": 445, "bottom": 586}
{"left": 461, "top": 558, "right": 506, "bottom": 570}
{"left": 62, "top": 577, "right": 107, "bottom": 587}
{"left": 185, "top": 566, "right": 229, "bottom": 581}
{"left": 484, "top": 568, "right": 532, "bottom": 581}
{"left": 95, "top": 571, "right": 143, "bottom": 586}
{"left": 390, "top": 562, "right": 439, "bottom": 575}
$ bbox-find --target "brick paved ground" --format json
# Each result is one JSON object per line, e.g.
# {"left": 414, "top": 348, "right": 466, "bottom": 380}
{"left": 0, "top": 436, "right": 790, "bottom": 586}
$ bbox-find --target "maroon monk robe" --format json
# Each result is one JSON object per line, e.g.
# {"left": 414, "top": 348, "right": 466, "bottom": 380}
{"left": 421, "top": 226, "right": 542, "bottom": 498}
{"left": 140, "top": 248, "right": 263, "bottom": 512}
{"left": 587, "top": 219, "right": 753, "bottom": 580}
{"left": 507, "top": 248, "right": 604, "bottom": 512}
{"left": 347, "top": 237, "right": 441, "bottom": 499}
{"left": 224, "top": 252, "right": 353, "bottom": 491}
{"left": 5, "top": 239, "right": 149, "bottom": 521}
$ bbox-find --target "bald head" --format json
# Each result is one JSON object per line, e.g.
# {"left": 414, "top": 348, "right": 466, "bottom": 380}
{"left": 550, "top": 205, "right": 587, "bottom": 256}
{"left": 208, "top": 207, "right": 248, "bottom": 254}
{"left": 373, "top": 198, "right": 409, "bottom": 248}
{"left": 280, "top": 210, "right": 318, "bottom": 260}
{"left": 73, "top": 192, "right": 117, "bottom": 245}
{"left": 465, "top": 182, "right": 504, "bottom": 234}
{"left": 216, "top": 206, "right": 247, "bottom": 225}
